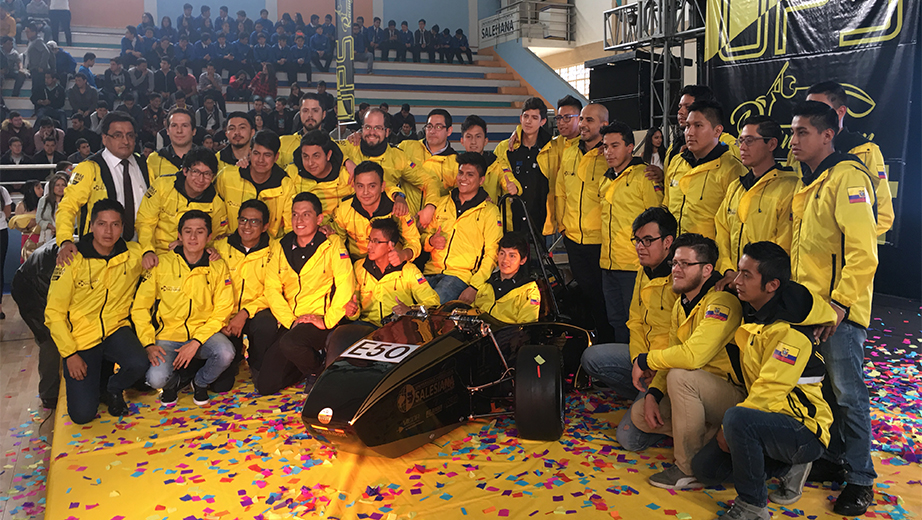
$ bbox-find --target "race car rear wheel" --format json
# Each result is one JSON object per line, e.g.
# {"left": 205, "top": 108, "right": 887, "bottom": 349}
{"left": 514, "top": 345, "right": 564, "bottom": 441}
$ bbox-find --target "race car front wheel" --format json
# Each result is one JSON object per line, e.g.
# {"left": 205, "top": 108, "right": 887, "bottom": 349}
{"left": 514, "top": 345, "right": 565, "bottom": 441}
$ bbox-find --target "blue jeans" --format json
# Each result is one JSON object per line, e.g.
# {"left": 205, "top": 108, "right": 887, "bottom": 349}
{"left": 581, "top": 343, "right": 666, "bottom": 451}
{"left": 692, "top": 406, "right": 826, "bottom": 507}
{"left": 146, "top": 333, "right": 235, "bottom": 389}
{"left": 600, "top": 269, "right": 636, "bottom": 343}
{"left": 62, "top": 326, "right": 150, "bottom": 424}
{"left": 819, "top": 321, "right": 876, "bottom": 485}
{"left": 425, "top": 273, "right": 470, "bottom": 304}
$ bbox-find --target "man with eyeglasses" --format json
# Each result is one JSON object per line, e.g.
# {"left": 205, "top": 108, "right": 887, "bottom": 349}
{"left": 216, "top": 130, "right": 295, "bottom": 238}
{"left": 216, "top": 112, "right": 255, "bottom": 172}
{"left": 492, "top": 97, "right": 550, "bottom": 233}
{"left": 581, "top": 207, "right": 678, "bottom": 451}
{"left": 341, "top": 107, "right": 440, "bottom": 226}
{"left": 627, "top": 233, "right": 745, "bottom": 490}
{"left": 714, "top": 115, "right": 798, "bottom": 291}
{"left": 662, "top": 100, "right": 746, "bottom": 239}
{"left": 136, "top": 146, "right": 229, "bottom": 268}
{"left": 597, "top": 121, "right": 664, "bottom": 342}
{"left": 212, "top": 199, "right": 280, "bottom": 389}
{"left": 398, "top": 109, "right": 458, "bottom": 204}
{"left": 56, "top": 112, "right": 151, "bottom": 266}
{"left": 148, "top": 107, "right": 196, "bottom": 184}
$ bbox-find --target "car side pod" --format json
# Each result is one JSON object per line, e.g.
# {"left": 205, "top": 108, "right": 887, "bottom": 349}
{"left": 515, "top": 344, "right": 565, "bottom": 440}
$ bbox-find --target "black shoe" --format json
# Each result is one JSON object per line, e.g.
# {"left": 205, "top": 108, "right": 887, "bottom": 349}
{"left": 833, "top": 483, "right": 874, "bottom": 516}
{"left": 807, "top": 457, "right": 846, "bottom": 484}
{"left": 192, "top": 380, "right": 210, "bottom": 406}
{"left": 105, "top": 391, "right": 129, "bottom": 417}
{"left": 41, "top": 397, "right": 58, "bottom": 410}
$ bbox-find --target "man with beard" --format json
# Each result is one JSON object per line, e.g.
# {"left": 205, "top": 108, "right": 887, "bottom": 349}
{"left": 147, "top": 107, "right": 195, "bottom": 182}
{"left": 629, "top": 233, "right": 745, "bottom": 490}
{"left": 216, "top": 112, "right": 254, "bottom": 171}
{"left": 341, "top": 107, "right": 440, "bottom": 227}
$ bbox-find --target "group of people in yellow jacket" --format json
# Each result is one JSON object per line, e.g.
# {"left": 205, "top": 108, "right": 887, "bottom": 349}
{"left": 580, "top": 82, "right": 886, "bottom": 520}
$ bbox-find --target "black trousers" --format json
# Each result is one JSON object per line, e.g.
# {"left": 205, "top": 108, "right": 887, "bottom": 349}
{"left": 11, "top": 277, "right": 60, "bottom": 402}
{"left": 311, "top": 51, "right": 332, "bottom": 72}
{"left": 286, "top": 61, "right": 312, "bottom": 86}
{"left": 255, "top": 322, "right": 331, "bottom": 395}
{"left": 448, "top": 48, "right": 473, "bottom": 64}
{"left": 563, "top": 237, "right": 615, "bottom": 343}
{"left": 212, "top": 308, "right": 279, "bottom": 392}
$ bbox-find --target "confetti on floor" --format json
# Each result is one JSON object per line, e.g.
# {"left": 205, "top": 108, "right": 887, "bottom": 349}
{"left": 4, "top": 303, "right": 920, "bottom": 520}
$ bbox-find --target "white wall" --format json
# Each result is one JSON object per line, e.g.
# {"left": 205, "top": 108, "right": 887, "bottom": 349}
{"left": 574, "top": 0, "right": 616, "bottom": 46}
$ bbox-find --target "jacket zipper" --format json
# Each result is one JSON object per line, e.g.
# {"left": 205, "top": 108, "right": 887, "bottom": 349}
{"left": 184, "top": 300, "right": 192, "bottom": 340}
{"left": 829, "top": 253, "right": 837, "bottom": 296}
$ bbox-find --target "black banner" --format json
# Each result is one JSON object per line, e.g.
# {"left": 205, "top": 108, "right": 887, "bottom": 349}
{"left": 705, "top": 0, "right": 919, "bottom": 245}
{"left": 335, "top": 0, "right": 355, "bottom": 123}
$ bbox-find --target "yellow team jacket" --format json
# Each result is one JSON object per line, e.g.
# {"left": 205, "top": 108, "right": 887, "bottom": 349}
{"left": 538, "top": 134, "right": 580, "bottom": 236}
{"left": 285, "top": 162, "right": 354, "bottom": 226}
{"left": 350, "top": 258, "right": 440, "bottom": 326}
{"left": 663, "top": 143, "right": 746, "bottom": 239}
{"left": 421, "top": 188, "right": 503, "bottom": 290}
{"left": 265, "top": 232, "right": 355, "bottom": 329}
{"left": 715, "top": 164, "right": 800, "bottom": 274}
{"left": 599, "top": 157, "right": 664, "bottom": 271}
{"left": 340, "top": 140, "right": 442, "bottom": 214}
{"left": 135, "top": 173, "right": 230, "bottom": 255}
{"left": 56, "top": 152, "right": 152, "bottom": 245}
{"left": 626, "top": 262, "right": 678, "bottom": 363}
{"left": 277, "top": 131, "right": 306, "bottom": 167}
{"left": 215, "top": 164, "right": 295, "bottom": 238}
{"left": 331, "top": 194, "right": 422, "bottom": 260}
{"left": 131, "top": 248, "right": 235, "bottom": 346}
{"left": 398, "top": 139, "right": 460, "bottom": 206}
{"left": 556, "top": 141, "right": 608, "bottom": 244}
{"left": 639, "top": 275, "right": 744, "bottom": 397}
{"left": 216, "top": 145, "right": 245, "bottom": 173}
{"left": 213, "top": 233, "right": 273, "bottom": 317}
{"left": 791, "top": 152, "right": 878, "bottom": 328}
{"left": 664, "top": 132, "right": 740, "bottom": 175}
{"left": 786, "top": 131, "right": 893, "bottom": 235}
{"left": 146, "top": 146, "right": 185, "bottom": 184}
{"left": 442, "top": 151, "right": 515, "bottom": 205}
{"left": 472, "top": 274, "right": 542, "bottom": 324}
{"left": 735, "top": 282, "right": 835, "bottom": 447}
{"left": 45, "top": 238, "right": 145, "bottom": 358}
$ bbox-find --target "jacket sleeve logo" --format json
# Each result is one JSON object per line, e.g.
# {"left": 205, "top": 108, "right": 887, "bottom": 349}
{"left": 772, "top": 343, "right": 799, "bottom": 365}
{"left": 704, "top": 304, "right": 729, "bottom": 321}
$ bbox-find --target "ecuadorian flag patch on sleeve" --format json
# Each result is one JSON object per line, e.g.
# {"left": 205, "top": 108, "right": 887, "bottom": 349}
{"left": 529, "top": 298, "right": 540, "bottom": 306}
{"left": 339, "top": 252, "right": 349, "bottom": 259}
{"left": 704, "top": 304, "right": 729, "bottom": 321}
{"left": 417, "top": 276, "right": 426, "bottom": 285}
{"left": 224, "top": 278, "right": 232, "bottom": 286}
{"left": 847, "top": 186, "right": 870, "bottom": 204}
{"left": 772, "top": 343, "right": 800, "bottom": 365}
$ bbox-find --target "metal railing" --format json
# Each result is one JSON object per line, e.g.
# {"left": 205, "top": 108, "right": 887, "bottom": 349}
{"left": 603, "top": 0, "right": 705, "bottom": 51}
{"left": 480, "top": 0, "right": 575, "bottom": 47}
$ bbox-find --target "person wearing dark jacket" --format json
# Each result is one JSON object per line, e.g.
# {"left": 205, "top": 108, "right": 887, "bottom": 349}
{"left": 412, "top": 19, "right": 433, "bottom": 63}
{"left": 32, "top": 134, "right": 67, "bottom": 164}
{"left": 11, "top": 240, "right": 60, "bottom": 409}
{"left": 30, "top": 70, "right": 66, "bottom": 127}
{"left": 448, "top": 29, "right": 473, "bottom": 64}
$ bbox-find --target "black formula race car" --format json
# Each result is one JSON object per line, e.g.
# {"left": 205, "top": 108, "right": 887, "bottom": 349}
{"left": 301, "top": 196, "right": 592, "bottom": 457}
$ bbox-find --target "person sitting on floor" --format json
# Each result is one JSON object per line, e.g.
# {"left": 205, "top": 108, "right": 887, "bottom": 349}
{"left": 259, "top": 192, "right": 355, "bottom": 395}
{"left": 212, "top": 199, "right": 279, "bottom": 388}
{"left": 44, "top": 199, "right": 150, "bottom": 424}
{"left": 132, "top": 209, "right": 235, "bottom": 406}
{"left": 472, "top": 231, "right": 542, "bottom": 324}
{"left": 691, "top": 242, "right": 835, "bottom": 520}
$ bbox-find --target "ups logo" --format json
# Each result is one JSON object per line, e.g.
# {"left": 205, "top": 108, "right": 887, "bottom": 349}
{"left": 159, "top": 285, "right": 181, "bottom": 292}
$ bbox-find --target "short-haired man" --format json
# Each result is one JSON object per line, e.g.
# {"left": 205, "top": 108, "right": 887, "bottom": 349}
{"left": 286, "top": 33, "right": 312, "bottom": 88}
{"left": 31, "top": 71, "right": 66, "bottom": 128}
{"left": 66, "top": 71, "right": 97, "bottom": 122}
{"left": 340, "top": 107, "right": 439, "bottom": 225}
{"left": 216, "top": 129, "right": 295, "bottom": 239}
{"left": 216, "top": 111, "right": 254, "bottom": 171}
{"left": 66, "top": 137, "right": 92, "bottom": 163}
{"left": 472, "top": 232, "right": 542, "bottom": 323}
{"left": 398, "top": 108, "right": 458, "bottom": 209}
{"left": 663, "top": 100, "right": 746, "bottom": 239}
{"left": 629, "top": 233, "right": 745, "bottom": 490}
{"left": 421, "top": 152, "right": 503, "bottom": 303}
{"left": 331, "top": 160, "right": 421, "bottom": 263}
{"left": 287, "top": 130, "right": 355, "bottom": 222}
{"left": 45, "top": 199, "right": 150, "bottom": 423}
{"left": 493, "top": 97, "right": 551, "bottom": 232}
{"left": 260, "top": 192, "right": 355, "bottom": 395}
{"left": 458, "top": 115, "right": 515, "bottom": 202}
{"left": 212, "top": 199, "right": 280, "bottom": 388}
{"left": 63, "top": 113, "right": 99, "bottom": 157}
{"left": 715, "top": 115, "right": 798, "bottom": 290}
{"left": 351, "top": 22, "right": 373, "bottom": 73}
{"left": 133, "top": 207, "right": 234, "bottom": 407}
{"left": 32, "top": 134, "right": 66, "bottom": 164}
{"left": 365, "top": 16, "right": 384, "bottom": 58}
{"left": 147, "top": 107, "right": 196, "bottom": 182}
{"left": 412, "top": 18, "right": 432, "bottom": 63}
{"left": 140, "top": 92, "right": 166, "bottom": 144}
{"left": 556, "top": 102, "right": 614, "bottom": 341}
{"left": 787, "top": 101, "right": 878, "bottom": 516}
{"left": 692, "top": 242, "right": 835, "bottom": 520}
{"left": 581, "top": 207, "right": 679, "bottom": 450}
{"left": 787, "top": 81, "right": 893, "bottom": 235}
{"left": 277, "top": 93, "right": 331, "bottom": 166}
{"left": 597, "top": 121, "right": 664, "bottom": 341}
{"left": 56, "top": 112, "right": 151, "bottom": 265}
{"left": 136, "top": 146, "right": 228, "bottom": 265}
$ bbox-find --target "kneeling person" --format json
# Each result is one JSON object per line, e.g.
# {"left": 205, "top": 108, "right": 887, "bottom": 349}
{"left": 132, "top": 210, "right": 236, "bottom": 406}
{"left": 45, "top": 200, "right": 150, "bottom": 424}
{"left": 473, "top": 232, "right": 541, "bottom": 324}
{"left": 692, "top": 242, "right": 834, "bottom": 520}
